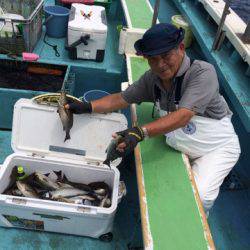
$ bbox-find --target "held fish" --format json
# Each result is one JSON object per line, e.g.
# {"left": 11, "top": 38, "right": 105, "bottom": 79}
{"left": 16, "top": 181, "right": 39, "bottom": 198}
{"left": 103, "top": 135, "right": 124, "bottom": 168}
{"left": 57, "top": 92, "right": 73, "bottom": 142}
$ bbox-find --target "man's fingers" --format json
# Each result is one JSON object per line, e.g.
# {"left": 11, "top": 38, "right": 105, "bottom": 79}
{"left": 116, "top": 142, "right": 126, "bottom": 152}
{"left": 64, "top": 104, "right": 70, "bottom": 109}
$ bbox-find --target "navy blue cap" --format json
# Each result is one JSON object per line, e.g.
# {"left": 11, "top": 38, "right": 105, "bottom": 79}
{"left": 134, "top": 23, "right": 185, "bottom": 56}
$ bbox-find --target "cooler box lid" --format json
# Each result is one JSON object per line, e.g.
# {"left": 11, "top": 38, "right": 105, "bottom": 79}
{"left": 68, "top": 3, "right": 107, "bottom": 33}
{"left": 12, "top": 99, "right": 127, "bottom": 161}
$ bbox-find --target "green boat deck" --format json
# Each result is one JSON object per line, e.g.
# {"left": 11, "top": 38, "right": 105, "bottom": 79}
{"left": 123, "top": 0, "right": 214, "bottom": 249}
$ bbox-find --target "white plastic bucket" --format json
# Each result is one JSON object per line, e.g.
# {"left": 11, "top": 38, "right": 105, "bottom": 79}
{"left": 171, "top": 15, "right": 193, "bottom": 48}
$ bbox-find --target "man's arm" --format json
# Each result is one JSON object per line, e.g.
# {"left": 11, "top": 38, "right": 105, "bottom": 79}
{"left": 143, "top": 108, "right": 195, "bottom": 137}
{"left": 116, "top": 108, "right": 195, "bottom": 152}
{"left": 67, "top": 71, "right": 154, "bottom": 114}
{"left": 65, "top": 93, "right": 129, "bottom": 114}
{"left": 92, "top": 93, "right": 129, "bottom": 113}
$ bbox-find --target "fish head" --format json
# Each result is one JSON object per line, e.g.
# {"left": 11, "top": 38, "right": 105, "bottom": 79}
{"left": 105, "top": 135, "right": 124, "bottom": 163}
{"left": 34, "top": 172, "right": 46, "bottom": 182}
{"left": 58, "top": 91, "right": 67, "bottom": 106}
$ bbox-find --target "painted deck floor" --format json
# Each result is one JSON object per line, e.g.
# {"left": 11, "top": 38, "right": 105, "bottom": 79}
{"left": 0, "top": 0, "right": 125, "bottom": 75}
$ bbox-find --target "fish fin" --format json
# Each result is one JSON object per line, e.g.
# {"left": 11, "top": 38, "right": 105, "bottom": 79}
{"left": 62, "top": 174, "right": 69, "bottom": 183}
{"left": 64, "top": 132, "right": 71, "bottom": 142}
{"left": 53, "top": 170, "right": 63, "bottom": 181}
{"left": 103, "top": 159, "right": 111, "bottom": 169}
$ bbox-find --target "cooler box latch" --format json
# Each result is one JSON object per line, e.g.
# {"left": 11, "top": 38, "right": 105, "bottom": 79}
{"left": 66, "top": 35, "right": 90, "bottom": 49}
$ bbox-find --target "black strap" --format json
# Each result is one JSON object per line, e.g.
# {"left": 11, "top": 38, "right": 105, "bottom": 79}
{"left": 43, "top": 33, "right": 60, "bottom": 57}
{"left": 153, "top": 58, "right": 195, "bottom": 103}
{"left": 152, "top": 58, "right": 195, "bottom": 118}
{"left": 152, "top": 82, "right": 161, "bottom": 118}
{"left": 153, "top": 83, "right": 161, "bottom": 102}
{"left": 174, "top": 58, "right": 194, "bottom": 104}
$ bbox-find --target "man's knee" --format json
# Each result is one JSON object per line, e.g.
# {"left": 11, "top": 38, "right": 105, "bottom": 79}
{"left": 197, "top": 185, "right": 217, "bottom": 212}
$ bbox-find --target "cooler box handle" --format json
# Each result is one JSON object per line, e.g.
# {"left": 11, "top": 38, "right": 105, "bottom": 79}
{"left": 67, "top": 34, "right": 90, "bottom": 49}
{"left": 3, "top": 197, "right": 97, "bottom": 214}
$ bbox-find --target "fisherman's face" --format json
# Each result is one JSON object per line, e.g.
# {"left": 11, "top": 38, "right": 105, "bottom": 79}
{"left": 145, "top": 43, "right": 185, "bottom": 81}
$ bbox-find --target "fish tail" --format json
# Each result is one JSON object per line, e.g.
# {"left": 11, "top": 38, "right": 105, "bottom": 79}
{"left": 64, "top": 132, "right": 71, "bottom": 142}
{"left": 103, "top": 159, "right": 111, "bottom": 169}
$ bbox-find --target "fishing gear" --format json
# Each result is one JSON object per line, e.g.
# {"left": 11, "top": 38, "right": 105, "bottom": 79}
{"left": 43, "top": 33, "right": 60, "bottom": 57}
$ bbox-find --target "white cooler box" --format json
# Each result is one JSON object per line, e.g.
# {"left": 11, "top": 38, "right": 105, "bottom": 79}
{"left": 0, "top": 98, "right": 127, "bottom": 240}
{"left": 67, "top": 4, "right": 107, "bottom": 62}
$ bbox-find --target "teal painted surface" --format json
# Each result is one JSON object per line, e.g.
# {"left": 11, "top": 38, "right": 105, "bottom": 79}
{"left": 69, "top": 66, "right": 126, "bottom": 98}
{"left": 208, "top": 96, "right": 250, "bottom": 250}
{"left": 0, "top": 0, "right": 124, "bottom": 75}
{"left": 0, "top": 63, "right": 69, "bottom": 129}
{"left": 0, "top": 0, "right": 126, "bottom": 130}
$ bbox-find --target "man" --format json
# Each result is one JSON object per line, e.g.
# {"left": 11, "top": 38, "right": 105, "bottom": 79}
{"left": 66, "top": 23, "right": 241, "bottom": 214}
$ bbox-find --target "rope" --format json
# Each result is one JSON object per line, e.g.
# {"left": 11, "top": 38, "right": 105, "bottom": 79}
{"left": 43, "top": 33, "right": 60, "bottom": 57}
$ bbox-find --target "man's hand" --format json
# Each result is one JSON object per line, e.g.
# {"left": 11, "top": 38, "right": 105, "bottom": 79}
{"left": 65, "top": 100, "right": 92, "bottom": 114}
{"left": 114, "top": 126, "right": 145, "bottom": 155}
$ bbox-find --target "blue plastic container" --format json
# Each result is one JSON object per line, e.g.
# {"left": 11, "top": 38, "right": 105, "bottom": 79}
{"left": 44, "top": 5, "right": 70, "bottom": 38}
{"left": 83, "top": 90, "right": 110, "bottom": 102}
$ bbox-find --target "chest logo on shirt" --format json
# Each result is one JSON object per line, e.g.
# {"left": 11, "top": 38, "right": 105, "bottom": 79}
{"left": 182, "top": 121, "right": 196, "bottom": 135}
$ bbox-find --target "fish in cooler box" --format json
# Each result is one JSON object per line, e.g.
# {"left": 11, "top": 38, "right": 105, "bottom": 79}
{"left": 0, "top": 98, "right": 127, "bottom": 240}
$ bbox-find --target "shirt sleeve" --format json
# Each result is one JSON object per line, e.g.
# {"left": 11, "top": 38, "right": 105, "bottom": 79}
{"left": 121, "top": 70, "right": 155, "bottom": 104}
{"left": 179, "top": 62, "right": 219, "bottom": 114}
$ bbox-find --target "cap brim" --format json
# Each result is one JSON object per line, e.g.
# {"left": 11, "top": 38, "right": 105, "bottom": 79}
{"left": 134, "top": 30, "right": 184, "bottom": 56}
{"left": 142, "top": 46, "right": 174, "bottom": 56}
{"left": 134, "top": 39, "right": 144, "bottom": 55}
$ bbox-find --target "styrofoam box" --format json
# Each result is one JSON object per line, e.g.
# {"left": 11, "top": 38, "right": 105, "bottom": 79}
{"left": 68, "top": 4, "right": 107, "bottom": 61}
{"left": 0, "top": 98, "right": 128, "bottom": 238}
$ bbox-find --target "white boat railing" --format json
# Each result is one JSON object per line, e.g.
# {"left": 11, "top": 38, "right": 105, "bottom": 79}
{"left": 199, "top": 0, "right": 250, "bottom": 65}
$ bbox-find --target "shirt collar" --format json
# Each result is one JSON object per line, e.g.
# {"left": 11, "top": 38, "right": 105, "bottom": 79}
{"left": 175, "top": 53, "right": 190, "bottom": 77}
